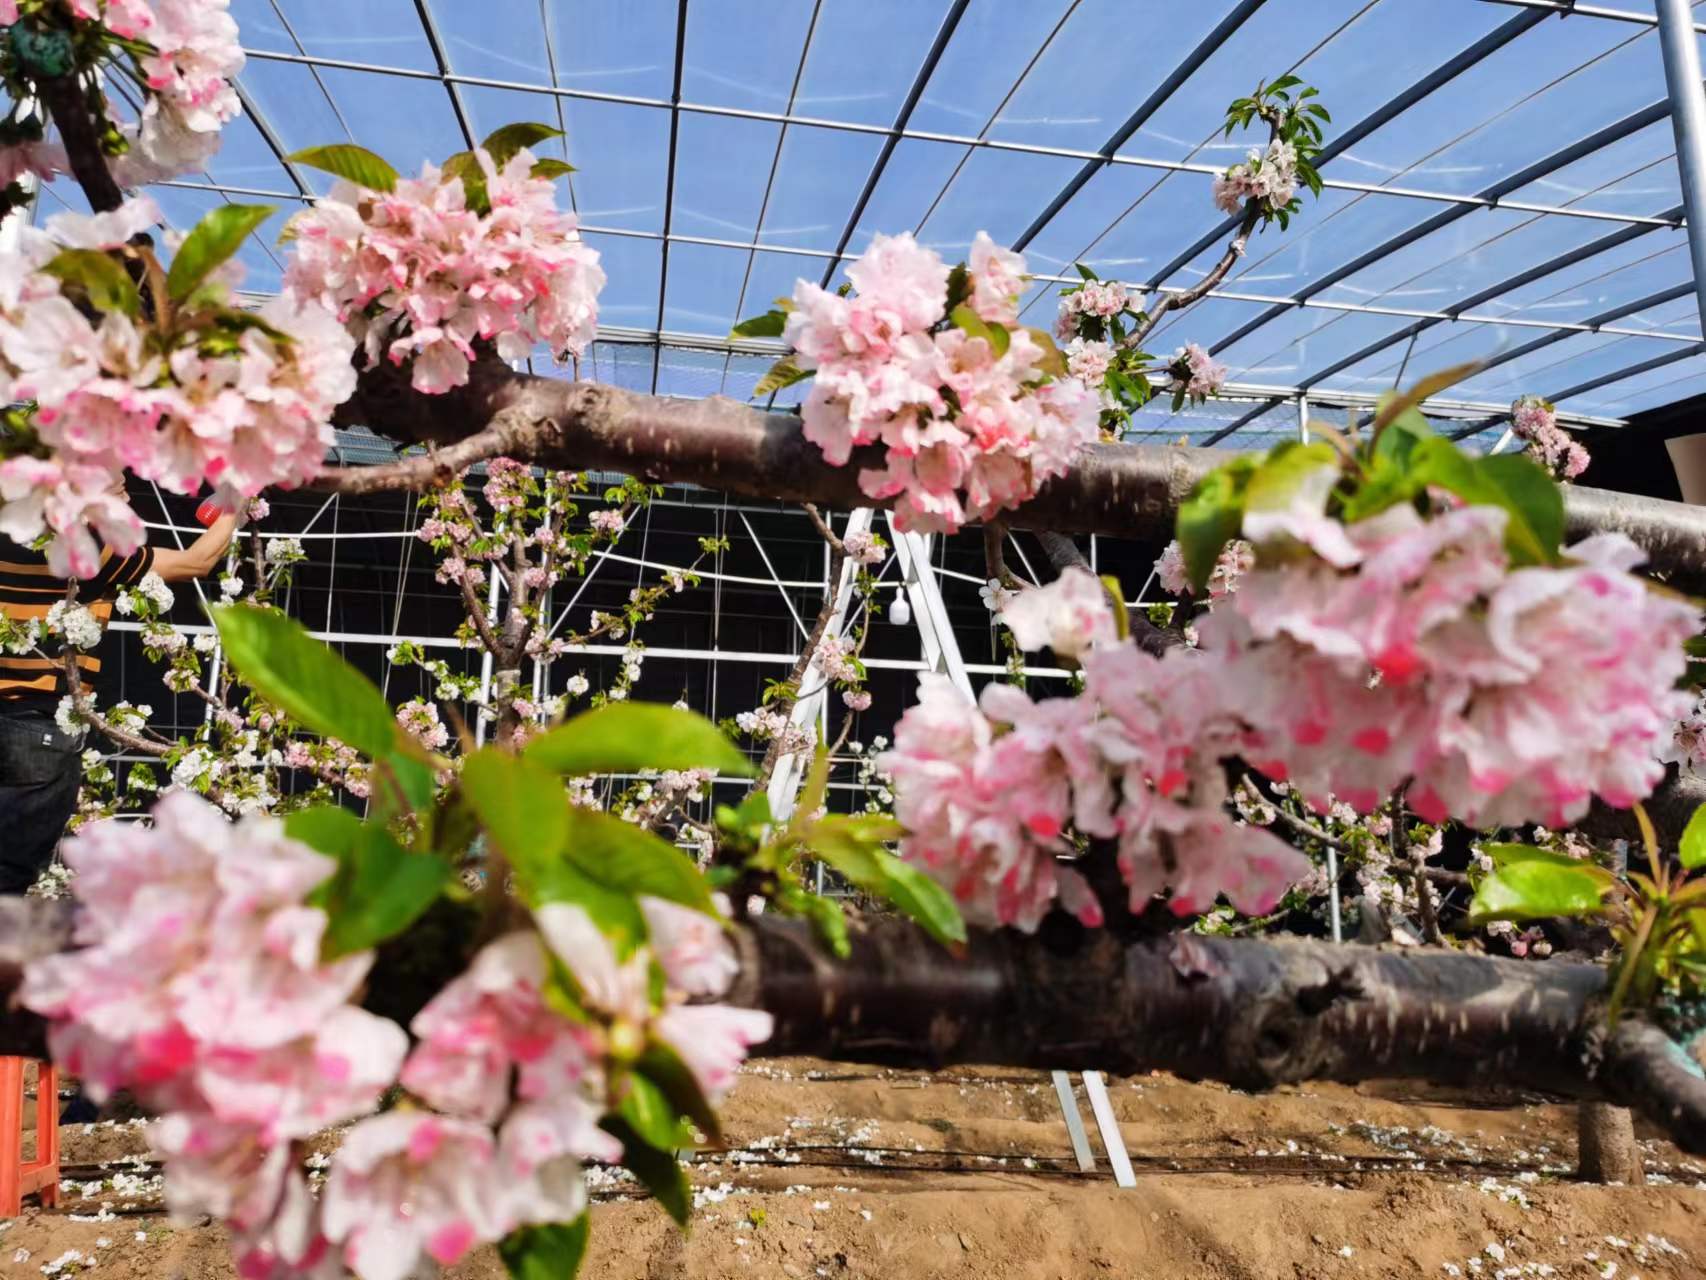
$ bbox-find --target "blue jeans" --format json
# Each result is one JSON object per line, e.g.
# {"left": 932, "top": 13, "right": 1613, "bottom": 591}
{"left": 0, "top": 709, "right": 81, "bottom": 895}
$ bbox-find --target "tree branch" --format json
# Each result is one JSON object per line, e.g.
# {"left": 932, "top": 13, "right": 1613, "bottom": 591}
{"left": 1127, "top": 204, "right": 1261, "bottom": 353}
{"left": 313, "top": 406, "right": 556, "bottom": 496}
{"left": 58, "top": 651, "right": 172, "bottom": 758}
{"left": 801, "top": 503, "right": 845, "bottom": 555}
{"left": 755, "top": 544, "right": 848, "bottom": 787}
{"left": 321, "top": 366, "right": 1706, "bottom": 589}
{"left": 36, "top": 74, "right": 124, "bottom": 214}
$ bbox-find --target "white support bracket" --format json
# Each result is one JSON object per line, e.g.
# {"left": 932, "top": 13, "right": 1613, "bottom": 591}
{"left": 1051, "top": 1071, "right": 1097, "bottom": 1172}
{"left": 886, "top": 516, "right": 974, "bottom": 698}
{"left": 1081, "top": 1071, "right": 1137, "bottom": 1187}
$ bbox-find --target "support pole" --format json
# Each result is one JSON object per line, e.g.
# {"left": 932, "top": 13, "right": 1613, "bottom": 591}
{"left": 1657, "top": 0, "right": 1706, "bottom": 335}
{"left": 887, "top": 518, "right": 974, "bottom": 697}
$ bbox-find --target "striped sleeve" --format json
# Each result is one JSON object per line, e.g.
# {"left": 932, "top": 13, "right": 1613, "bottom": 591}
{"left": 84, "top": 543, "right": 156, "bottom": 601}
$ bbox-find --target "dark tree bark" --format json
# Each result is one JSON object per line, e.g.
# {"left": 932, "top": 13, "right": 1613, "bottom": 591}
{"left": 8, "top": 901, "right": 1706, "bottom": 1154}
{"left": 35, "top": 75, "right": 124, "bottom": 215}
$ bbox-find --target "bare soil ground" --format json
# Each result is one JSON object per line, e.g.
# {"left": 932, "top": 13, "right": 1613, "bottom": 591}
{"left": 5, "top": 1059, "right": 1706, "bottom": 1279}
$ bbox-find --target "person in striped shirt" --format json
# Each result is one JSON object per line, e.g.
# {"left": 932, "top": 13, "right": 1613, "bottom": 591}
{"left": 0, "top": 503, "right": 239, "bottom": 895}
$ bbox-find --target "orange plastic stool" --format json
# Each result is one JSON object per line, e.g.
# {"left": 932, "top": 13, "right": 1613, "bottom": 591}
{"left": 0, "top": 1057, "right": 60, "bottom": 1216}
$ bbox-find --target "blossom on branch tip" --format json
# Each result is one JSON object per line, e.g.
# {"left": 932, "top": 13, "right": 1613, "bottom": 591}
{"left": 782, "top": 232, "right": 1099, "bottom": 535}
{"left": 0, "top": 204, "right": 354, "bottom": 575}
{"left": 283, "top": 147, "right": 604, "bottom": 394}
{"left": 1167, "top": 342, "right": 1226, "bottom": 403}
{"left": 1511, "top": 394, "right": 1589, "bottom": 481}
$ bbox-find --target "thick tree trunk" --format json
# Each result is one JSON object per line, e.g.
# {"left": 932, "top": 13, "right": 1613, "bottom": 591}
{"left": 9, "top": 898, "right": 1706, "bottom": 1156}
{"left": 1577, "top": 1102, "right": 1646, "bottom": 1184}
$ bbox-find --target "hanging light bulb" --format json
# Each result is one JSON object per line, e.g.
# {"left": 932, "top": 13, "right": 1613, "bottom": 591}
{"left": 890, "top": 594, "right": 912, "bottom": 626}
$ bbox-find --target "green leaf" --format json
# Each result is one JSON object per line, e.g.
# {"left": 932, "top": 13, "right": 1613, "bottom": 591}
{"left": 1073, "top": 262, "right": 1099, "bottom": 281}
{"left": 1681, "top": 805, "right": 1706, "bottom": 870}
{"left": 1175, "top": 457, "right": 1257, "bottom": 592}
{"left": 808, "top": 816, "right": 965, "bottom": 947}
{"left": 796, "top": 890, "right": 850, "bottom": 958}
{"left": 1243, "top": 440, "right": 1337, "bottom": 522}
{"left": 460, "top": 748, "right": 569, "bottom": 884}
{"left": 730, "top": 309, "right": 788, "bottom": 340}
{"left": 366, "top": 752, "right": 440, "bottom": 827}
{"left": 754, "top": 357, "right": 809, "bottom": 399}
{"left": 795, "top": 746, "right": 833, "bottom": 826}
{"left": 528, "top": 157, "right": 577, "bottom": 181}
{"left": 1467, "top": 844, "right": 1615, "bottom": 925}
{"left": 637, "top": 1042, "right": 723, "bottom": 1144}
{"left": 715, "top": 791, "right": 772, "bottom": 838}
{"left": 41, "top": 248, "right": 141, "bottom": 317}
{"left": 943, "top": 262, "right": 970, "bottom": 312}
{"left": 950, "top": 303, "right": 1009, "bottom": 358}
{"left": 212, "top": 605, "right": 401, "bottom": 760}
{"left": 480, "top": 121, "right": 563, "bottom": 165}
{"left": 499, "top": 1217, "right": 590, "bottom": 1280}
{"left": 439, "top": 150, "right": 490, "bottom": 214}
{"left": 287, "top": 806, "right": 450, "bottom": 957}
{"left": 166, "top": 204, "right": 275, "bottom": 302}
{"left": 1371, "top": 362, "right": 1482, "bottom": 436}
{"left": 620, "top": 1070, "right": 694, "bottom": 1152}
{"left": 1026, "top": 327, "right": 1068, "bottom": 378}
{"left": 601, "top": 1116, "right": 692, "bottom": 1225}
{"left": 285, "top": 143, "right": 398, "bottom": 192}
{"left": 560, "top": 806, "right": 716, "bottom": 915}
{"left": 1477, "top": 452, "right": 1565, "bottom": 563}
{"left": 1409, "top": 438, "right": 1562, "bottom": 566}
{"left": 525, "top": 702, "right": 754, "bottom": 778}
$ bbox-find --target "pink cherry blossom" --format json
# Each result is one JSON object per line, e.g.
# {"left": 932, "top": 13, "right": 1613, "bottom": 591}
{"left": 283, "top": 147, "right": 604, "bottom": 394}
{"left": 641, "top": 896, "right": 737, "bottom": 998}
{"left": 1058, "top": 280, "right": 1130, "bottom": 322}
{"left": 842, "top": 529, "right": 886, "bottom": 566}
{"left": 880, "top": 626, "right": 1314, "bottom": 930}
{"left": 967, "top": 230, "right": 1026, "bottom": 326}
{"left": 534, "top": 901, "right": 653, "bottom": 1024}
{"left": 1154, "top": 540, "right": 1192, "bottom": 597}
{"left": 880, "top": 674, "right": 1107, "bottom": 931}
{"left": 784, "top": 234, "right": 1099, "bottom": 535}
{"left": 26, "top": 794, "right": 342, "bottom": 1091}
{"left": 0, "top": 201, "right": 355, "bottom": 576}
{"left": 1208, "top": 499, "right": 1698, "bottom": 828}
{"left": 35, "top": 0, "right": 247, "bottom": 186}
{"left": 999, "top": 566, "right": 1118, "bottom": 660}
{"left": 401, "top": 930, "right": 597, "bottom": 1123}
{"left": 1166, "top": 545, "right": 1255, "bottom": 612}
{"left": 1168, "top": 342, "right": 1226, "bottom": 402}
{"left": 1511, "top": 394, "right": 1590, "bottom": 481}
{"left": 322, "top": 1111, "right": 580, "bottom": 1280}
{"left": 1212, "top": 139, "right": 1298, "bottom": 215}
{"left": 0, "top": 139, "right": 67, "bottom": 186}
{"left": 1664, "top": 693, "right": 1706, "bottom": 779}
{"left": 1065, "top": 337, "right": 1114, "bottom": 384}
{"left": 655, "top": 1005, "right": 775, "bottom": 1104}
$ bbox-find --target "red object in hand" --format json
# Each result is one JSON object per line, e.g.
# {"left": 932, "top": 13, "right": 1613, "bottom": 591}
{"left": 195, "top": 499, "right": 223, "bottom": 528}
